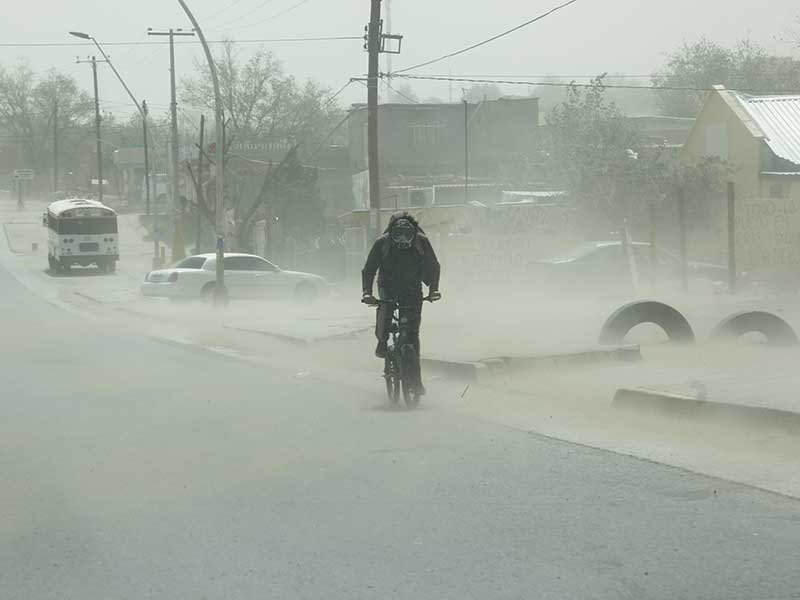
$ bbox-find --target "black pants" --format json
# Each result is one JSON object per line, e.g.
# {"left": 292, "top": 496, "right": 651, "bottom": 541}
{"left": 375, "top": 288, "right": 423, "bottom": 354}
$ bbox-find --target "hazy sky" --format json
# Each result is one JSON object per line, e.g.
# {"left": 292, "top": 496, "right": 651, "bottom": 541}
{"left": 2, "top": 0, "right": 799, "bottom": 119}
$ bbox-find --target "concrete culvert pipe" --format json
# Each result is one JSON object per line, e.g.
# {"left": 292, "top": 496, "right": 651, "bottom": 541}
{"left": 599, "top": 301, "right": 695, "bottom": 345}
{"left": 710, "top": 311, "right": 799, "bottom": 347}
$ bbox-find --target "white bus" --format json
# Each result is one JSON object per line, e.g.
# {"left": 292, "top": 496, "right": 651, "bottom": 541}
{"left": 43, "top": 198, "right": 119, "bottom": 273}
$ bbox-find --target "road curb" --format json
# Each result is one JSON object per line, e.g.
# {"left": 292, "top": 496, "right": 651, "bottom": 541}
{"left": 224, "top": 325, "right": 373, "bottom": 347}
{"left": 423, "top": 345, "right": 641, "bottom": 382}
{"left": 613, "top": 387, "right": 800, "bottom": 433}
{"left": 479, "top": 345, "right": 641, "bottom": 373}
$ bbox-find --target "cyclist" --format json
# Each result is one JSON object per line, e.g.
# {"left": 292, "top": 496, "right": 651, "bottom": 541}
{"left": 361, "top": 212, "right": 441, "bottom": 383}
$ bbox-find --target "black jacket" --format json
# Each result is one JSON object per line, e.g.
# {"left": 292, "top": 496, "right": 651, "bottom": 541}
{"left": 362, "top": 233, "right": 441, "bottom": 296}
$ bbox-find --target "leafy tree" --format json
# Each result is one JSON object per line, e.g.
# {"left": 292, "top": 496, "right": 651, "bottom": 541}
{"left": 652, "top": 37, "right": 800, "bottom": 117}
{"left": 546, "top": 76, "right": 729, "bottom": 224}
{"left": 545, "top": 77, "right": 644, "bottom": 218}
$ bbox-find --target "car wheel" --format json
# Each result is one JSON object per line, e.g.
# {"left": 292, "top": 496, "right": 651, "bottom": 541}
{"left": 201, "top": 282, "right": 216, "bottom": 302}
{"left": 294, "top": 281, "right": 317, "bottom": 303}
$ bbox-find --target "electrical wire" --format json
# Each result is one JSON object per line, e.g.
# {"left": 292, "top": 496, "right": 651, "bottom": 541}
{"left": 204, "top": 0, "right": 251, "bottom": 21}
{"left": 215, "top": 0, "right": 281, "bottom": 30}
{"left": 0, "top": 35, "right": 359, "bottom": 48}
{"left": 384, "top": 79, "right": 420, "bottom": 103}
{"left": 391, "top": 73, "right": 800, "bottom": 94}
{"left": 227, "top": 0, "right": 315, "bottom": 31}
{"left": 393, "top": 0, "right": 581, "bottom": 75}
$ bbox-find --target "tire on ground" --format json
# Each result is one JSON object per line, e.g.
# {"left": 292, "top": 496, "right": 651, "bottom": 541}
{"left": 201, "top": 282, "right": 216, "bottom": 300}
{"left": 599, "top": 300, "right": 695, "bottom": 345}
{"left": 294, "top": 281, "right": 317, "bottom": 302}
{"left": 710, "top": 311, "right": 798, "bottom": 346}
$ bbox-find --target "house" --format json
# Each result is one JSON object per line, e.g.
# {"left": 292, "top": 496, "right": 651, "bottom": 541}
{"left": 346, "top": 97, "right": 543, "bottom": 209}
{"left": 683, "top": 85, "right": 800, "bottom": 276}
{"left": 626, "top": 115, "right": 695, "bottom": 147}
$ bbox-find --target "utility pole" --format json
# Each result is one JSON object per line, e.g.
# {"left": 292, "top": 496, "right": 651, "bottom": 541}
{"left": 195, "top": 113, "right": 205, "bottom": 253}
{"left": 77, "top": 56, "right": 106, "bottom": 203}
{"left": 69, "top": 32, "right": 153, "bottom": 222}
{"left": 53, "top": 100, "right": 59, "bottom": 193}
{"left": 384, "top": 0, "right": 392, "bottom": 101}
{"left": 142, "top": 100, "right": 152, "bottom": 217}
{"left": 148, "top": 27, "right": 195, "bottom": 262}
{"left": 463, "top": 99, "right": 469, "bottom": 205}
{"left": 367, "top": 0, "right": 382, "bottom": 239}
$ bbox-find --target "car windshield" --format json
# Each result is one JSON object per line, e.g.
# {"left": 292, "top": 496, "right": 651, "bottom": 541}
{"left": 11, "top": 4, "right": 800, "bottom": 599}
{"left": 173, "top": 256, "right": 207, "bottom": 269}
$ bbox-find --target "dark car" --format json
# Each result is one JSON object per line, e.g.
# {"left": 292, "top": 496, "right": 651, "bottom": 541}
{"left": 528, "top": 241, "right": 727, "bottom": 291}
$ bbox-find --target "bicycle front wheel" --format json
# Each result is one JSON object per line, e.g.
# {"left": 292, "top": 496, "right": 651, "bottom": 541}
{"left": 385, "top": 358, "right": 400, "bottom": 403}
{"left": 400, "top": 346, "right": 421, "bottom": 407}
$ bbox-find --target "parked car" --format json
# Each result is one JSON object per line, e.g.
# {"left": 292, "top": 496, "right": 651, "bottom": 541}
{"left": 528, "top": 241, "right": 728, "bottom": 291}
{"left": 141, "top": 253, "right": 327, "bottom": 301}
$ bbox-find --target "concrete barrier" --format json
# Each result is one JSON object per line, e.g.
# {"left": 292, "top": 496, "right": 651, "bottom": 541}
{"left": 423, "top": 345, "right": 641, "bottom": 383}
{"left": 613, "top": 387, "right": 800, "bottom": 434}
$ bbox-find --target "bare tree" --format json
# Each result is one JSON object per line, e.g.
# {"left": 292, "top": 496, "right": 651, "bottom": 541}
{"left": 0, "top": 61, "right": 93, "bottom": 173}
{"left": 181, "top": 41, "right": 343, "bottom": 156}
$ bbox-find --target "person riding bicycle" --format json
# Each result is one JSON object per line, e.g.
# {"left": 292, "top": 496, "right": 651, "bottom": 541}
{"left": 361, "top": 212, "right": 441, "bottom": 367}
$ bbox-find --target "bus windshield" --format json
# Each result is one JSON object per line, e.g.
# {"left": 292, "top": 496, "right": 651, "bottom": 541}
{"left": 57, "top": 217, "right": 118, "bottom": 235}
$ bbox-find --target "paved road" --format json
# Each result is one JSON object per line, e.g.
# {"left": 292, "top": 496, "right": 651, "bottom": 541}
{"left": 1, "top": 263, "right": 799, "bottom": 600}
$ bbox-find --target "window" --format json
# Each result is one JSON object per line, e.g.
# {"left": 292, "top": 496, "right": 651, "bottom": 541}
{"left": 224, "top": 256, "right": 276, "bottom": 271}
{"left": 769, "top": 183, "right": 787, "bottom": 199}
{"left": 57, "top": 217, "right": 118, "bottom": 235}
{"left": 409, "top": 120, "right": 443, "bottom": 146}
{"left": 174, "top": 256, "right": 207, "bottom": 269}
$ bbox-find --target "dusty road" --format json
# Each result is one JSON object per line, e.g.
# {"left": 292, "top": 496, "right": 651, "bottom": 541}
{"left": 2, "top": 255, "right": 800, "bottom": 599}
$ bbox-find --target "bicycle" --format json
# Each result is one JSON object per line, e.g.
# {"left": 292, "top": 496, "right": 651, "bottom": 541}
{"left": 362, "top": 295, "right": 439, "bottom": 407}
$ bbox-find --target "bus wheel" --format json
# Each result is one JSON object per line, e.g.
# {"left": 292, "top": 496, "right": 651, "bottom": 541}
{"left": 106, "top": 260, "right": 116, "bottom": 274}
{"left": 59, "top": 260, "right": 71, "bottom": 274}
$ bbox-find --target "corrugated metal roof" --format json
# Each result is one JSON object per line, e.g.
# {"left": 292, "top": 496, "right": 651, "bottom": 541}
{"left": 736, "top": 94, "right": 800, "bottom": 166}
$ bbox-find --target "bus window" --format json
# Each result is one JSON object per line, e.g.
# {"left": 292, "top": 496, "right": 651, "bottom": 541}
{"left": 57, "top": 217, "right": 118, "bottom": 235}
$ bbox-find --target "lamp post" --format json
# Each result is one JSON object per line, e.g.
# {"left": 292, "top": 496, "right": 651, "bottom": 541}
{"left": 69, "top": 31, "right": 160, "bottom": 267}
{"left": 175, "top": 0, "right": 227, "bottom": 303}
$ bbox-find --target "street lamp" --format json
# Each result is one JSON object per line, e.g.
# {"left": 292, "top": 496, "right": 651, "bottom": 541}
{"left": 69, "top": 30, "right": 159, "bottom": 267}
{"left": 175, "top": 0, "right": 227, "bottom": 304}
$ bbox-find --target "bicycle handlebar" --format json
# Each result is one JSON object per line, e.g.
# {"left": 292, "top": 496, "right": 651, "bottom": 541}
{"left": 362, "top": 295, "right": 440, "bottom": 306}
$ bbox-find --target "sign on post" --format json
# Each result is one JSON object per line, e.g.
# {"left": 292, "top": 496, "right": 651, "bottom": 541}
{"left": 13, "top": 169, "right": 35, "bottom": 180}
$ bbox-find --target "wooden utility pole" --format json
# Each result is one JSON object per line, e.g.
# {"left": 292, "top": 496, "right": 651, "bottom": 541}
{"left": 143, "top": 100, "right": 152, "bottom": 217}
{"left": 77, "top": 56, "right": 105, "bottom": 203}
{"left": 463, "top": 99, "right": 469, "bottom": 205}
{"left": 148, "top": 27, "right": 195, "bottom": 261}
{"left": 195, "top": 114, "right": 205, "bottom": 253}
{"left": 727, "top": 181, "right": 737, "bottom": 294}
{"left": 367, "top": 0, "right": 382, "bottom": 238}
{"left": 53, "top": 101, "right": 59, "bottom": 193}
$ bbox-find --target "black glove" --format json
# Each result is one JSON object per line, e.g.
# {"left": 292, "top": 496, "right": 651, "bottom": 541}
{"left": 428, "top": 290, "right": 442, "bottom": 302}
{"left": 361, "top": 292, "right": 377, "bottom": 305}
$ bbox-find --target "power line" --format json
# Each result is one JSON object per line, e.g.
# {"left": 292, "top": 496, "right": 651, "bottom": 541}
{"left": 392, "top": 74, "right": 800, "bottom": 94}
{"left": 229, "top": 0, "right": 315, "bottom": 31}
{"left": 0, "top": 35, "right": 359, "bottom": 48}
{"left": 383, "top": 79, "right": 419, "bottom": 103}
{"left": 424, "top": 73, "right": 653, "bottom": 80}
{"left": 204, "top": 0, "right": 251, "bottom": 21}
{"left": 393, "top": 0, "right": 581, "bottom": 75}
{"left": 215, "top": 0, "right": 280, "bottom": 30}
